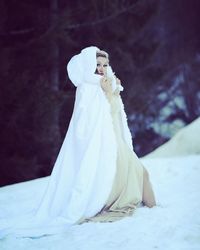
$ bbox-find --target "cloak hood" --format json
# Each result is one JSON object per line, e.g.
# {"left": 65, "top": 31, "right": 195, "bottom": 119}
{"left": 67, "top": 46, "right": 102, "bottom": 87}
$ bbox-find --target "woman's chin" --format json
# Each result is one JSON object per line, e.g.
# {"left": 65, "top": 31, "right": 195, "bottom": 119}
{"left": 95, "top": 72, "right": 104, "bottom": 76}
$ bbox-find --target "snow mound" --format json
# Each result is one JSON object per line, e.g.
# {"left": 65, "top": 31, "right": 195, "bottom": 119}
{"left": 143, "top": 117, "right": 200, "bottom": 158}
{"left": 0, "top": 155, "right": 200, "bottom": 250}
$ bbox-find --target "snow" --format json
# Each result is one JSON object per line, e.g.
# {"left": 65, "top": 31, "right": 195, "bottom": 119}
{"left": 0, "top": 155, "right": 200, "bottom": 250}
{"left": 144, "top": 117, "right": 200, "bottom": 158}
{"left": 0, "top": 119, "right": 200, "bottom": 249}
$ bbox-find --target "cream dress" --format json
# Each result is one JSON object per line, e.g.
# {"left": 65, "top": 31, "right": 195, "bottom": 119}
{"left": 77, "top": 93, "right": 144, "bottom": 224}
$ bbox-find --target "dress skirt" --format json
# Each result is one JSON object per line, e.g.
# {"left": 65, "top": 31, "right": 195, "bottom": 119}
{"left": 77, "top": 94, "right": 144, "bottom": 224}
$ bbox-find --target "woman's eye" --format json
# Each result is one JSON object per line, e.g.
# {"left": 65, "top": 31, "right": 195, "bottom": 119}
{"left": 97, "top": 63, "right": 100, "bottom": 67}
{"left": 103, "top": 64, "right": 108, "bottom": 67}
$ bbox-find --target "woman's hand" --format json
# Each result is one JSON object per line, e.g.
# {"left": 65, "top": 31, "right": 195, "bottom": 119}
{"left": 100, "top": 76, "right": 113, "bottom": 94}
{"left": 100, "top": 76, "right": 113, "bottom": 102}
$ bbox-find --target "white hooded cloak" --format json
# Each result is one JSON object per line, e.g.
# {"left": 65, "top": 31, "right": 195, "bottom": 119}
{"left": 0, "top": 46, "right": 134, "bottom": 238}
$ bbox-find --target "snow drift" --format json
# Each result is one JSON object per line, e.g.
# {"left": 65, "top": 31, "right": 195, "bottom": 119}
{"left": 0, "top": 117, "right": 200, "bottom": 250}
{"left": 143, "top": 117, "right": 200, "bottom": 158}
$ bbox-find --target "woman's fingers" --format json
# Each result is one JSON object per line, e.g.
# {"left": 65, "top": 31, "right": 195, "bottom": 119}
{"left": 100, "top": 77, "right": 112, "bottom": 93}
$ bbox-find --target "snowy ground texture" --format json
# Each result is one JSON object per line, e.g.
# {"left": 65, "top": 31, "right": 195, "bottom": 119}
{"left": 0, "top": 154, "right": 200, "bottom": 250}
{"left": 144, "top": 118, "right": 200, "bottom": 158}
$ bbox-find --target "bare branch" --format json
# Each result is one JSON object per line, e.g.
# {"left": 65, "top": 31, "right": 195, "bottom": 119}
{"left": 0, "top": 1, "right": 137, "bottom": 43}
{"left": 1, "top": 27, "right": 35, "bottom": 36}
{"left": 64, "top": 2, "right": 137, "bottom": 30}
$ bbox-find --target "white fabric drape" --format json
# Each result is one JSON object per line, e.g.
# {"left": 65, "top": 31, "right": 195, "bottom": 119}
{"left": 0, "top": 46, "right": 134, "bottom": 238}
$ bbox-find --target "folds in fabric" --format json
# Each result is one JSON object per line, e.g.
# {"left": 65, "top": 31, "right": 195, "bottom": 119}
{"left": 0, "top": 83, "right": 118, "bottom": 238}
{"left": 0, "top": 45, "right": 134, "bottom": 238}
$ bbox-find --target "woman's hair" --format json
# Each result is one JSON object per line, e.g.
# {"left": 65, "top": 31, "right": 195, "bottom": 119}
{"left": 96, "top": 50, "right": 109, "bottom": 60}
{"left": 95, "top": 50, "right": 109, "bottom": 75}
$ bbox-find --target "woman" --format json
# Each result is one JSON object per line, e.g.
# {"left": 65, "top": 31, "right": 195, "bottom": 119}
{"left": 0, "top": 46, "right": 156, "bottom": 238}
{"left": 75, "top": 48, "right": 156, "bottom": 224}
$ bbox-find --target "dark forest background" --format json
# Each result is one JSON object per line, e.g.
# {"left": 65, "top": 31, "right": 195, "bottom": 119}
{"left": 0, "top": 0, "right": 199, "bottom": 186}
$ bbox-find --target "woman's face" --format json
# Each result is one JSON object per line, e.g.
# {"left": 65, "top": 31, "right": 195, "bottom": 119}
{"left": 96, "top": 56, "right": 109, "bottom": 76}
